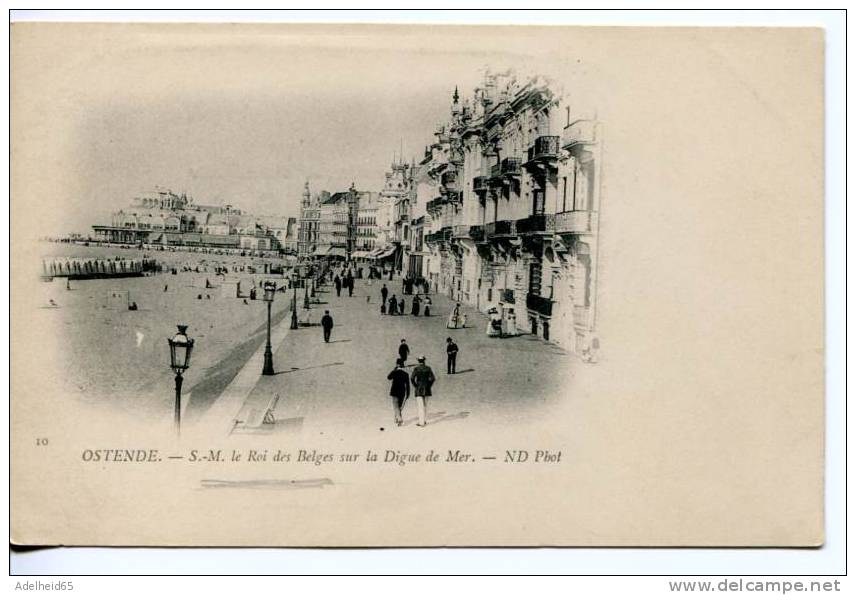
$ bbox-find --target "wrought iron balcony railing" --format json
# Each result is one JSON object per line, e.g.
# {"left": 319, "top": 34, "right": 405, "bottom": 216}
{"left": 499, "top": 157, "right": 522, "bottom": 176}
{"left": 486, "top": 219, "right": 516, "bottom": 238}
{"left": 526, "top": 293, "right": 553, "bottom": 317}
{"left": 527, "top": 135, "right": 561, "bottom": 162}
{"left": 516, "top": 213, "right": 556, "bottom": 235}
{"left": 554, "top": 210, "right": 598, "bottom": 234}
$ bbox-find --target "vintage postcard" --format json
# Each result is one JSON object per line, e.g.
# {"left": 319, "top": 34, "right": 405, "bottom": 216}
{"left": 10, "top": 23, "right": 824, "bottom": 546}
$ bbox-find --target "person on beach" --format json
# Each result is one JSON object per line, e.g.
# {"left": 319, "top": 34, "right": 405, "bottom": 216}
{"left": 321, "top": 310, "right": 334, "bottom": 343}
{"left": 386, "top": 358, "right": 410, "bottom": 426}
{"left": 398, "top": 339, "right": 410, "bottom": 365}
{"left": 410, "top": 355, "right": 436, "bottom": 427}
{"left": 446, "top": 337, "right": 459, "bottom": 374}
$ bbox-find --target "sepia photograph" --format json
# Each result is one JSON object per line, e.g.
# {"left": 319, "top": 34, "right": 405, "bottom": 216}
{"left": 10, "top": 16, "right": 829, "bottom": 554}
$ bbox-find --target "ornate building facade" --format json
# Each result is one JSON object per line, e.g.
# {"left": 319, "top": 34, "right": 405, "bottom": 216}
{"left": 414, "top": 71, "right": 603, "bottom": 358}
{"left": 92, "top": 187, "right": 292, "bottom": 253}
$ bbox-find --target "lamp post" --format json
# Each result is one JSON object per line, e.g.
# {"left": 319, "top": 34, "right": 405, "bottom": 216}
{"left": 310, "top": 275, "right": 316, "bottom": 298}
{"left": 262, "top": 280, "right": 276, "bottom": 376}
{"left": 167, "top": 325, "right": 194, "bottom": 438}
{"left": 303, "top": 282, "right": 310, "bottom": 309}
{"left": 290, "top": 274, "right": 299, "bottom": 330}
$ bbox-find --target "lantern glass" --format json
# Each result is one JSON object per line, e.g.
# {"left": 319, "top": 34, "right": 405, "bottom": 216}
{"left": 263, "top": 280, "right": 277, "bottom": 302}
{"left": 168, "top": 325, "right": 194, "bottom": 372}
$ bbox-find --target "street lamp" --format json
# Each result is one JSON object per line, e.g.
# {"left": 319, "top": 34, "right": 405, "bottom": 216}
{"left": 290, "top": 274, "right": 299, "bottom": 330}
{"left": 167, "top": 325, "right": 194, "bottom": 437}
{"left": 262, "top": 280, "right": 277, "bottom": 376}
{"left": 303, "top": 281, "right": 310, "bottom": 309}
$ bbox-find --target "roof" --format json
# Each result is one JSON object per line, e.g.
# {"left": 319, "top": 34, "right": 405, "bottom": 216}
{"left": 322, "top": 192, "right": 349, "bottom": 205}
{"left": 257, "top": 215, "right": 291, "bottom": 226}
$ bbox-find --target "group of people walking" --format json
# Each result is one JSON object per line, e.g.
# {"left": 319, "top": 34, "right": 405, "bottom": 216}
{"left": 385, "top": 336, "right": 460, "bottom": 427}
{"left": 379, "top": 283, "right": 431, "bottom": 317}
{"left": 333, "top": 271, "right": 355, "bottom": 298}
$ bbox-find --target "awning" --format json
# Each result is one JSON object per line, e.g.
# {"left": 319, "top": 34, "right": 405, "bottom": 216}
{"left": 351, "top": 250, "right": 370, "bottom": 259}
{"left": 327, "top": 247, "right": 347, "bottom": 258}
{"left": 373, "top": 245, "right": 397, "bottom": 260}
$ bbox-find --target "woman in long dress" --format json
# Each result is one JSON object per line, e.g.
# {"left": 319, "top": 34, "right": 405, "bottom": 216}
{"left": 447, "top": 302, "right": 462, "bottom": 329}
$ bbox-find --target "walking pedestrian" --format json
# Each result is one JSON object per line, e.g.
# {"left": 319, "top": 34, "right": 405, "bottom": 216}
{"left": 446, "top": 337, "right": 459, "bottom": 374}
{"left": 381, "top": 283, "right": 389, "bottom": 304}
{"left": 410, "top": 355, "right": 436, "bottom": 427}
{"left": 389, "top": 294, "right": 398, "bottom": 315}
{"left": 411, "top": 295, "right": 421, "bottom": 316}
{"left": 398, "top": 339, "right": 410, "bottom": 365}
{"left": 334, "top": 275, "right": 342, "bottom": 297}
{"left": 380, "top": 300, "right": 387, "bottom": 315}
{"left": 423, "top": 296, "right": 432, "bottom": 317}
{"left": 347, "top": 275, "right": 354, "bottom": 297}
{"left": 321, "top": 310, "right": 334, "bottom": 343}
{"left": 386, "top": 358, "right": 410, "bottom": 426}
{"left": 398, "top": 296, "right": 405, "bottom": 316}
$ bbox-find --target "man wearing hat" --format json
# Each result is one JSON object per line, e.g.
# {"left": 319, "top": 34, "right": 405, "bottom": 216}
{"left": 410, "top": 355, "right": 436, "bottom": 427}
{"left": 386, "top": 358, "right": 410, "bottom": 426}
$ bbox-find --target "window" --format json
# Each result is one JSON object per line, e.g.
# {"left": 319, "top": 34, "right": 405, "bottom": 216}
{"left": 561, "top": 177, "right": 568, "bottom": 212}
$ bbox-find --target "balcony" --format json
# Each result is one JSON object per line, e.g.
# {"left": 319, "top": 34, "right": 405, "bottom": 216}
{"left": 554, "top": 210, "right": 597, "bottom": 234}
{"left": 499, "top": 157, "right": 522, "bottom": 177}
{"left": 452, "top": 224, "right": 470, "bottom": 239}
{"left": 516, "top": 214, "right": 556, "bottom": 235}
{"left": 526, "top": 135, "right": 561, "bottom": 164}
{"left": 563, "top": 120, "right": 597, "bottom": 150}
{"left": 527, "top": 293, "right": 553, "bottom": 317}
{"left": 426, "top": 197, "right": 445, "bottom": 213}
{"left": 485, "top": 219, "right": 516, "bottom": 239}
{"left": 488, "top": 157, "right": 523, "bottom": 185}
{"left": 441, "top": 170, "right": 460, "bottom": 192}
{"left": 473, "top": 176, "right": 490, "bottom": 194}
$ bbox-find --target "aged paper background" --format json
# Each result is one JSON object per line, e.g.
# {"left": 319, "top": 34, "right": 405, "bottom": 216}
{"left": 10, "top": 24, "right": 824, "bottom": 546}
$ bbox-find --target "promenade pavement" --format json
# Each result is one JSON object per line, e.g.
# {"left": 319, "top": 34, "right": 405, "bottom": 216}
{"left": 193, "top": 273, "right": 573, "bottom": 440}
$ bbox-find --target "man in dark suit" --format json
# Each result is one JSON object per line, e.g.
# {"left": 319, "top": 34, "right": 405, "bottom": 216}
{"left": 410, "top": 355, "right": 436, "bottom": 427}
{"left": 321, "top": 310, "right": 334, "bottom": 343}
{"left": 386, "top": 358, "right": 410, "bottom": 426}
{"left": 398, "top": 339, "right": 410, "bottom": 365}
{"left": 446, "top": 337, "right": 459, "bottom": 374}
